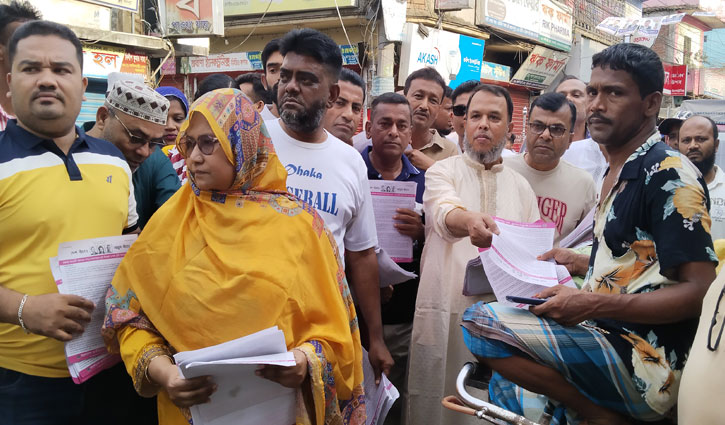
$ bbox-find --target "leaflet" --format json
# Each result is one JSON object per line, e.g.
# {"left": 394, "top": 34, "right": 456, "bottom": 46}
{"left": 363, "top": 349, "right": 399, "bottom": 425}
{"left": 369, "top": 181, "right": 418, "bottom": 263}
{"left": 558, "top": 206, "right": 595, "bottom": 249}
{"left": 51, "top": 234, "right": 137, "bottom": 382}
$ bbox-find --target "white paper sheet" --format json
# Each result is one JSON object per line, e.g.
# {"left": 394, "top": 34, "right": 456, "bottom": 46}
{"left": 377, "top": 247, "right": 417, "bottom": 287}
{"left": 558, "top": 206, "right": 595, "bottom": 249}
{"left": 174, "top": 327, "right": 297, "bottom": 425}
{"left": 369, "top": 181, "right": 418, "bottom": 262}
{"left": 362, "top": 349, "right": 399, "bottom": 425}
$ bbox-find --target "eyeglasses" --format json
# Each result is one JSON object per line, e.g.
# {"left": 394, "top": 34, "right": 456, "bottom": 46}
{"left": 110, "top": 111, "right": 165, "bottom": 150}
{"left": 707, "top": 283, "right": 725, "bottom": 351}
{"left": 452, "top": 104, "right": 467, "bottom": 117}
{"left": 177, "top": 133, "right": 220, "bottom": 157}
{"left": 528, "top": 122, "right": 569, "bottom": 138}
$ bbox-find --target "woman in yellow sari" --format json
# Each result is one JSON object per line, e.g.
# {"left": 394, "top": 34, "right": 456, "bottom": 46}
{"left": 102, "top": 88, "right": 365, "bottom": 425}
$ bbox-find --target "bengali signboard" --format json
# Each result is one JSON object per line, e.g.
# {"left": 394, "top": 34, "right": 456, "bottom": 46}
{"left": 182, "top": 52, "right": 263, "bottom": 74}
{"left": 480, "top": 61, "right": 510, "bottom": 82}
{"left": 664, "top": 64, "right": 687, "bottom": 97}
{"left": 510, "top": 46, "right": 569, "bottom": 90}
{"left": 477, "top": 0, "right": 573, "bottom": 51}
{"left": 82, "top": 47, "right": 149, "bottom": 79}
{"left": 224, "top": 0, "right": 356, "bottom": 16}
{"left": 398, "top": 24, "right": 485, "bottom": 89}
{"left": 340, "top": 45, "right": 359, "bottom": 66}
{"left": 165, "top": 0, "right": 224, "bottom": 36}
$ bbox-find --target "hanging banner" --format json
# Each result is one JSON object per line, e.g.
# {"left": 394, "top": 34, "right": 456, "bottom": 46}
{"left": 664, "top": 64, "right": 687, "bottom": 96}
{"left": 340, "top": 45, "right": 359, "bottom": 66}
{"left": 165, "top": 0, "right": 224, "bottom": 36}
{"left": 83, "top": 47, "right": 148, "bottom": 79}
{"left": 476, "top": 0, "right": 573, "bottom": 51}
{"left": 510, "top": 46, "right": 569, "bottom": 90}
{"left": 631, "top": 18, "right": 662, "bottom": 47}
{"left": 596, "top": 13, "right": 684, "bottom": 36}
{"left": 398, "top": 24, "right": 485, "bottom": 89}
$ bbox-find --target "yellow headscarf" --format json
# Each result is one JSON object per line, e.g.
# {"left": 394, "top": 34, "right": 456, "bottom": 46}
{"left": 104, "top": 89, "right": 365, "bottom": 425}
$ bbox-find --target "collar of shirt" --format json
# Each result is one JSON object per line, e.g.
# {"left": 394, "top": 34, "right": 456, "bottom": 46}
{"left": 362, "top": 145, "right": 421, "bottom": 181}
{"left": 710, "top": 165, "right": 725, "bottom": 190}
{"left": 5, "top": 119, "right": 88, "bottom": 152}
{"left": 419, "top": 129, "right": 447, "bottom": 152}
{"left": 618, "top": 132, "right": 663, "bottom": 181}
{"left": 0, "top": 102, "right": 13, "bottom": 120}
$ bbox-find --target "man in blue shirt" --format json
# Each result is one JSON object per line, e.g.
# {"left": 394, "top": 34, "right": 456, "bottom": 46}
{"left": 361, "top": 92, "right": 425, "bottom": 425}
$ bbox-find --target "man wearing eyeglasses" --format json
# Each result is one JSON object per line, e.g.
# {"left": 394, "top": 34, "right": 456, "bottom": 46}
{"left": 504, "top": 92, "right": 596, "bottom": 246}
{"left": 87, "top": 79, "right": 180, "bottom": 229}
{"left": 450, "top": 80, "right": 481, "bottom": 153}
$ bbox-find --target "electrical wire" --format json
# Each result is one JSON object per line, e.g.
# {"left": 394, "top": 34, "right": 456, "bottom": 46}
{"left": 221, "top": 0, "right": 276, "bottom": 54}
{"left": 334, "top": 0, "right": 358, "bottom": 64}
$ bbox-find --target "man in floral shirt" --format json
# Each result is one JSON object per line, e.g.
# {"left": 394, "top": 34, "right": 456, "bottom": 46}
{"left": 460, "top": 43, "right": 716, "bottom": 425}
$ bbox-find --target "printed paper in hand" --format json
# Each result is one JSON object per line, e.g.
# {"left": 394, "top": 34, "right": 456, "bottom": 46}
{"left": 174, "top": 326, "right": 297, "bottom": 425}
{"left": 369, "top": 181, "right": 418, "bottom": 262}
{"left": 465, "top": 218, "right": 575, "bottom": 307}
{"left": 558, "top": 206, "right": 595, "bottom": 249}
{"left": 362, "top": 349, "right": 399, "bottom": 425}
{"left": 51, "top": 234, "right": 137, "bottom": 383}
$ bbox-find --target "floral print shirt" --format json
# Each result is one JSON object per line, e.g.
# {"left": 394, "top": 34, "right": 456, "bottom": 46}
{"left": 584, "top": 133, "right": 716, "bottom": 415}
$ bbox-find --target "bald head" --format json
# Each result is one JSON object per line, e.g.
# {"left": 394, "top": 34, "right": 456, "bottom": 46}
{"left": 679, "top": 115, "right": 720, "bottom": 177}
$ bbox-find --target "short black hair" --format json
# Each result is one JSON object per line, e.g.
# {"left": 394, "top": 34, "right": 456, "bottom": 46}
{"left": 194, "top": 73, "right": 235, "bottom": 100}
{"left": 683, "top": 115, "right": 720, "bottom": 141}
{"left": 279, "top": 29, "right": 342, "bottom": 80}
{"left": 0, "top": 1, "right": 40, "bottom": 45}
{"left": 9, "top": 20, "right": 83, "bottom": 71}
{"left": 451, "top": 80, "right": 482, "bottom": 104}
{"left": 443, "top": 86, "right": 452, "bottom": 99}
{"left": 529, "top": 92, "right": 576, "bottom": 129}
{"left": 235, "top": 73, "right": 266, "bottom": 103}
{"left": 370, "top": 92, "right": 411, "bottom": 121}
{"left": 591, "top": 43, "right": 664, "bottom": 99}
{"left": 403, "top": 67, "right": 446, "bottom": 98}
{"left": 339, "top": 68, "right": 366, "bottom": 100}
{"left": 261, "top": 38, "right": 281, "bottom": 71}
{"left": 466, "top": 84, "right": 514, "bottom": 123}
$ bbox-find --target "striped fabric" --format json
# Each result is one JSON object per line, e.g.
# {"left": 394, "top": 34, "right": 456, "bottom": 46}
{"left": 0, "top": 104, "right": 12, "bottom": 131}
{"left": 461, "top": 302, "right": 666, "bottom": 423}
{"left": 162, "top": 144, "right": 188, "bottom": 185}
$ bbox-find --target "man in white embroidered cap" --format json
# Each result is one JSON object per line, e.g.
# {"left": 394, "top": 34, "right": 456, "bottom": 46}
{"left": 87, "top": 79, "right": 170, "bottom": 172}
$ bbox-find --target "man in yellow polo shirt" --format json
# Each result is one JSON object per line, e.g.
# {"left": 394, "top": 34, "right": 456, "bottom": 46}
{"left": 0, "top": 21, "right": 139, "bottom": 424}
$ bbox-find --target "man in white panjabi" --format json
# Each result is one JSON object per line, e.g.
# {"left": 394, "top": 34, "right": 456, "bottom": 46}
{"left": 405, "top": 85, "right": 540, "bottom": 425}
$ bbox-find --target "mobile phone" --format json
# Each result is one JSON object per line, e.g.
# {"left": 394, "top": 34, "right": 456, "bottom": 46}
{"left": 506, "top": 296, "right": 547, "bottom": 306}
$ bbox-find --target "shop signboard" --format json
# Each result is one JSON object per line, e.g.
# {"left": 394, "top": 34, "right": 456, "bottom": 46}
{"left": 165, "top": 0, "right": 224, "bottom": 36}
{"left": 664, "top": 64, "right": 687, "bottom": 97}
{"left": 224, "top": 0, "right": 356, "bottom": 16}
{"left": 480, "top": 61, "right": 510, "bottom": 82}
{"left": 477, "top": 0, "right": 573, "bottom": 51}
{"left": 182, "top": 51, "right": 263, "bottom": 74}
{"left": 340, "top": 45, "right": 359, "bottom": 66}
{"left": 398, "top": 24, "right": 485, "bottom": 89}
{"left": 83, "top": 46, "right": 149, "bottom": 79}
{"left": 510, "top": 46, "right": 569, "bottom": 90}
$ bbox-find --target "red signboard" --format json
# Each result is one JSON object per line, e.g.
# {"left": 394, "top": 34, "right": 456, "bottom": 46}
{"left": 664, "top": 64, "right": 687, "bottom": 96}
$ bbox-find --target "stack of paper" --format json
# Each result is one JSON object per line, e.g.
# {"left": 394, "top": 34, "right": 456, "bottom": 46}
{"left": 49, "top": 235, "right": 137, "bottom": 383}
{"left": 463, "top": 218, "right": 575, "bottom": 308}
{"left": 558, "top": 207, "right": 595, "bottom": 249}
{"left": 174, "top": 327, "right": 297, "bottom": 425}
{"left": 369, "top": 180, "right": 418, "bottom": 263}
{"left": 362, "top": 349, "right": 399, "bottom": 425}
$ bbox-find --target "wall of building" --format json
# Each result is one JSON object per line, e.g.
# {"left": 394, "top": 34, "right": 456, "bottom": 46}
{"left": 564, "top": 33, "right": 609, "bottom": 81}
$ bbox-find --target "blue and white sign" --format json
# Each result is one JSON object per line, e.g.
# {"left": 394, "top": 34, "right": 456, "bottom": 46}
{"left": 340, "top": 44, "right": 359, "bottom": 66}
{"left": 398, "top": 23, "right": 485, "bottom": 89}
{"left": 480, "top": 61, "right": 510, "bottom": 82}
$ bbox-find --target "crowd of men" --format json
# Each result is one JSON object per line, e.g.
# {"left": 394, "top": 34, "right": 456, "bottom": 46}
{"left": 0, "top": 1, "right": 724, "bottom": 424}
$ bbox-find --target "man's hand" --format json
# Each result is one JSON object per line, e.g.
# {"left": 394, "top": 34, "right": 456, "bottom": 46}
{"left": 538, "top": 248, "right": 590, "bottom": 276}
{"left": 529, "top": 286, "right": 597, "bottom": 326}
{"left": 381, "top": 286, "right": 394, "bottom": 304}
{"left": 368, "top": 339, "right": 394, "bottom": 385}
{"left": 405, "top": 149, "right": 435, "bottom": 171}
{"left": 394, "top": 208, "right": 424, "bottom": 242}
{"left": 22, "top": 294, "right": 95, "bottom": 341}
{"left": 149, "top": 356, "right": 216, "bottom": 408}
{"left": 465, "top": 212, "right": 499, "bottom": 248}
{"left": 257, "top": 348, "right": 308, "bottom": 388}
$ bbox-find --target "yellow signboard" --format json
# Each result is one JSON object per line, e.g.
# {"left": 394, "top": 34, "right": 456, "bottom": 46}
{"left": 224, "top": 0, "right": 356, "bottom": 16}
{"left": 80, "top": 0, "right": 139, "bottom": 13}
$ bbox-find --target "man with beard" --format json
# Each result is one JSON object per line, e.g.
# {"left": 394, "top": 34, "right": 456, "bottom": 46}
{"left": 404, "top": 67, "right": 458, "bottom": 171}
{"left": 260, "top": 38, "right": 282, "bottom": 120}
{"left": 462, "top": 43, "right": 715, "bottom": 425}
{"left": 265, "top": 28, "right": 393, "bottom": 383}
{"left": 679, "top": 115, "right": 724, "bottom": 240}
{"left": 405, "top": 84, "right": 540, "bottom": 425}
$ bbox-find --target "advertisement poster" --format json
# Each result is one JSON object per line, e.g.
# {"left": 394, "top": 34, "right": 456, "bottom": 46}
{"left": 398, "top": 24, "right": 485, "bottom": 89}
{"left": 664, "top": 64, "right": 687, "bottom": 96}
{"left": 510, "top": 46, "right": 569, "bottom": 90}
{"left": 82, "top": 47, "right": 148, "bottom": 79}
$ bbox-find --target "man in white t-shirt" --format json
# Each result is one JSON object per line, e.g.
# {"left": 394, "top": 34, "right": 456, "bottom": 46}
{"left": 267, "top": 28, "right": 393, "bottom": 381}
{"left": 679, "top": 115, "right": 725, "bottom": 240}
{"left": 557, "top": 76, "right": 608, "bottom": 184}
{"left": 505, "top": 92, "right": 596, "bottom": 245}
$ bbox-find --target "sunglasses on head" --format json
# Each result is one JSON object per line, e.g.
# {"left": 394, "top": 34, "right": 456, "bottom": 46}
{"left": 177, "top": 133, "right": 220, "bottom": 157}
{"left": 452, "top": 104, "right": 467, "bottom": 117}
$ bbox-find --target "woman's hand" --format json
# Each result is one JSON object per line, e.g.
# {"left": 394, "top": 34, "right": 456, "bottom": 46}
{"left": 147, "top": 355, "right": 217, "bottom": 408}
{"left": 256, "top": 348, "right": 308, "bottom": 388}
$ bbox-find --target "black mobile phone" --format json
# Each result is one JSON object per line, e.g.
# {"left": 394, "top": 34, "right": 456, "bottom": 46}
{"left": 506, "top": 295, "right": 547, "bottom": 306}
